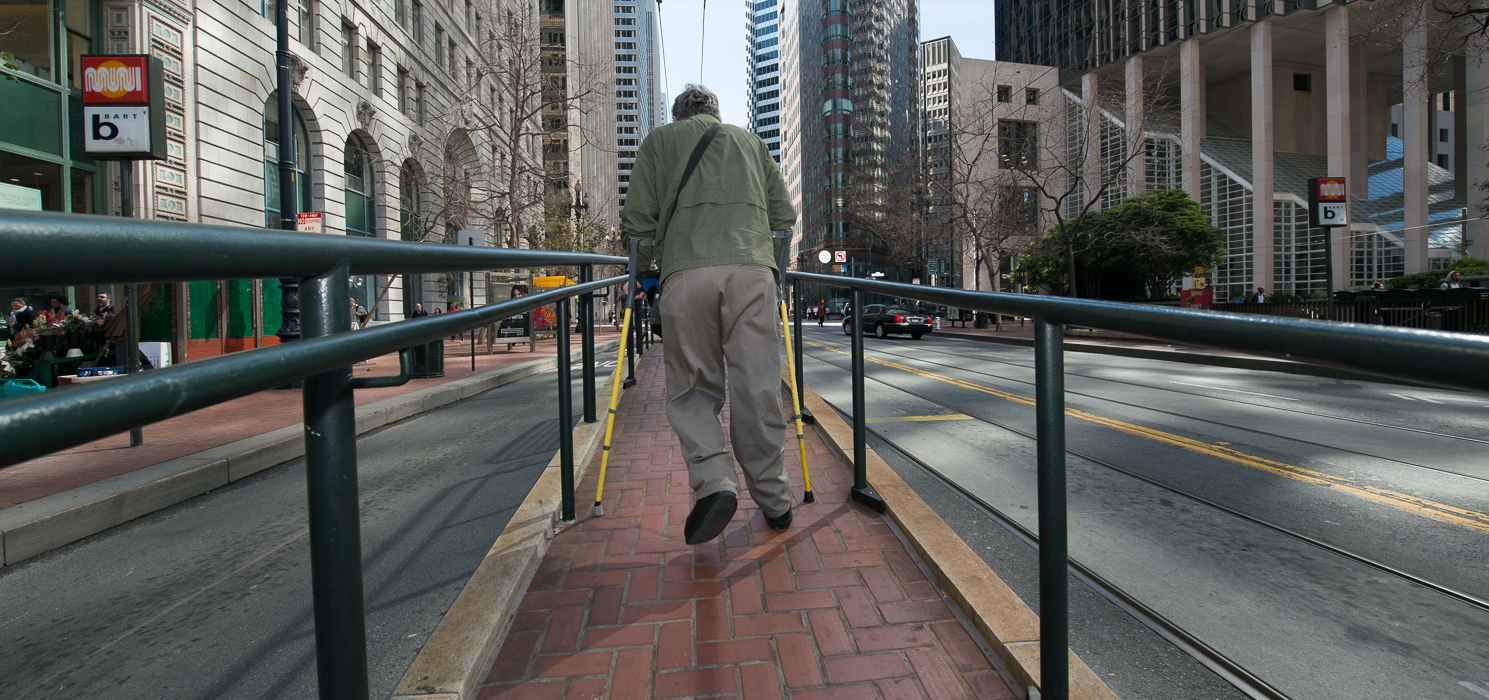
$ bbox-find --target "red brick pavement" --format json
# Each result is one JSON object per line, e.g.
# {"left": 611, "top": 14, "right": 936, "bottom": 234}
{"left": 478, "top": 350, "right": 1015, "bottom": 700}
{"left": 0, "top": 328, "right": 622, "bottom": 509}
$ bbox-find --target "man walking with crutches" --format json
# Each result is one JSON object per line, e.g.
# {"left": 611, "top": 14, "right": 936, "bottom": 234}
{"left": 622, "top": 85, "right": 798, "bottom": 545}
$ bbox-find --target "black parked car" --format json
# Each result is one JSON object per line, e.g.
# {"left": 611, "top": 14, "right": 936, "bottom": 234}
{"left": 842, "top": 304, "right": 932, "bottom": 340}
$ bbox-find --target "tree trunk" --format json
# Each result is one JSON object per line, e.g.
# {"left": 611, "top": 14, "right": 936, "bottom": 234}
{"left": 1065, "top": 236, "right": 1079, "bottom": 298}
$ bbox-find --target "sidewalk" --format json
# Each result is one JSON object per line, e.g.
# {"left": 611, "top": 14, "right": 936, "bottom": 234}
{"left": 477, "top": 349, "right": 1017, "bottom": 700}
{"left": 0, "top": 327, "right": 622, "bottom": 511}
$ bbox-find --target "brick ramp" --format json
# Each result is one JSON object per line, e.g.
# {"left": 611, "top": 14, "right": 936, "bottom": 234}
{"left": 479, "top": 350, "right": 1015, "bottom": 699}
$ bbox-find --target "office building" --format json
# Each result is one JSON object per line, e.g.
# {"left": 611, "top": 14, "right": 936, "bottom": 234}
{"left": 994, "top": 0, "right": 1487, "bottom": 297}
{"left": 614, "top": 0, "right": 663, "bottom": 207}
{"left": 747, "top": 0, "right": 784, "bottom": 161}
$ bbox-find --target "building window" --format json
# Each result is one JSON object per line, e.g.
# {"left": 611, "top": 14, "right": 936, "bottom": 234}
{"left": 996, "top": 85, "right": 1012, "bottom": 103}
{"left": 449, "top": 39, "right": 458, "bottom": 72}
{"left": 1293, "top": 73, "right": 1311, "bottom": 92}
{"left": 415, "top": 82, "right": 425, "bottom": 124}
{"left": 395, "top": 0, "right": 406, "bottom": 26}
{"left": 823, "top": 97, "right": 852, "bottom": 116}
{"left": 435, "top": 26, "right": 445, "bottom": 65}
{"left": 264, "top": 93, "right": 312, "bottom": 228}
{"left": 412, "top": 1, "right": 423, "bottom": 42}
{"left": 341, "top": 21, "right": 357, "bottom": 78}
{"left": 1437, "top": 153, "right": 1449, "bottom": 168}
{"left": 368, "top": 43, "right": 383, "bottom": 94}
{"left": 299, "top": 0, "right": 318, "bottom": 48}
{"left": 824, "top": 48, "right": 849, "bottom": 66}
{"left": 344, "top": 133, "right": 376, "bottom": 240}
{"left": 998, "top": 120, "right": 1037, "bottom": 169}
{"left": 1026, "top": 87, "right": 1039, "bottom": 105}
{"left": 825, "top": 22, "right": 848, "bottom": 39}
{"left": 1440, "top": 128, "right": 1449, "bottom": 143}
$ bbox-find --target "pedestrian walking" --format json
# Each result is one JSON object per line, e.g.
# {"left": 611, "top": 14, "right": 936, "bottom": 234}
{"left": 1441, "top": 270, "right": 1463, "bottom": 290}
{"left": 817, "top": 300, "right": 826, "bottom": 327}
{"left": 623, "top": 84, "right": 799, "bottom": 545}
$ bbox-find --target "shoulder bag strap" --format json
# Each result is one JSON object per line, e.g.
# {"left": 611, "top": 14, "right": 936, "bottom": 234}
{"left": 663, "top": 123, "right": 722, "bottom": 234}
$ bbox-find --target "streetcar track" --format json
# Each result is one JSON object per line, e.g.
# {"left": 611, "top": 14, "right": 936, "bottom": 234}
{"left": 814, "top": 330, "right": 1489, "bottom": 446}
{"left": 801, "top": 349, "right": 1489, "bottom": 616}
{"left": 816, "top": 397, "right": 1292, "bottom": 700}
{"left": 806, "top": 333, "right": 1489, "bottom": 485}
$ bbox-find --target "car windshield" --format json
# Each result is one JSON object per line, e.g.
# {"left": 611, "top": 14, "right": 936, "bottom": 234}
{"left": 886, "top": 307, "right": 915, "bottom": 315}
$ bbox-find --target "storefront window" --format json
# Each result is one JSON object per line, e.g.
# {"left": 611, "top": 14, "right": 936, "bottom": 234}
{"left": 65, "top": 0, "right": 98, "bottom": 89}
{"left": 0, "top": 0, "right": 54, "bottom": 81}
{"left": 1, "top": 152, "right": 64, "bottom": 211}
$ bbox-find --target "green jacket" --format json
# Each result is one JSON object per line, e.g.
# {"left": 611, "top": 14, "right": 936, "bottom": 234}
{"left": 622, "top": 115, "right": 797, "bottom": 281}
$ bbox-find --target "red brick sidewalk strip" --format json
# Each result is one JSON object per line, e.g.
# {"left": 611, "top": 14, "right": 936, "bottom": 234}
{"left": 478, "top": 350, "right": 1016, "bottom": 699}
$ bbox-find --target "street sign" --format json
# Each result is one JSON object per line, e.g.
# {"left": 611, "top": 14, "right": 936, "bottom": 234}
{"left": 81, "top": 55, "right": 166, "bottom": 160}
{"left": 817, "top": 250, "right": 832, "bottom": 264}
{"left": 297, "top": 211, "right": 324, "bottom": 233}
{"left": 834, "top": 250, "right": 847, "bottom": 263}
{"left": 1308, "top": 177, "right": 1347, "bottom": 228}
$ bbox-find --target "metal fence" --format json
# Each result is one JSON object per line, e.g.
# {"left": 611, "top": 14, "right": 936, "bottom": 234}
{"left": 0, "top": 209, "right": 626, "bottom": 700}
{"left": 1218, "top": 293, "right": 1489, "bottom": 334}
{"left": 786, "top": 270, "right": 1489, "bottom": 700}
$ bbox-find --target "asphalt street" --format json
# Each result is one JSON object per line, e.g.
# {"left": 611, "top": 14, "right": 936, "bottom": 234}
{"left": 797, "top": 324, "right": 1489, "bottom": 700}
{"left": 0, "top": 365, "right": 596, "bottom": 700}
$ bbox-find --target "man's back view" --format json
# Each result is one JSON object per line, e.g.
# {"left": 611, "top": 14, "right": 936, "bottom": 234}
{"left": 622, "top": 85, "right": 799, "bottom": 545}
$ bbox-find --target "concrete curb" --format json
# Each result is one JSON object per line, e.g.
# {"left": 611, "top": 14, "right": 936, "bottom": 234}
{"left": 936, "top": 329, "right": 1431, "bottom": 387}
{"left": 0, "top": 341, "right": 620, "bottom": 568}
{"left": 792, "top": 377, "right": 1120, "bottom": 700}
{"left": 391, "top": 357, "right": 630, "bottom": 700}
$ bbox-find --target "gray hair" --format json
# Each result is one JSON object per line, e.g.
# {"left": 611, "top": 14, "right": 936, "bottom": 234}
{"left": 671, "top": 84, "right": 721, "bottom": 121}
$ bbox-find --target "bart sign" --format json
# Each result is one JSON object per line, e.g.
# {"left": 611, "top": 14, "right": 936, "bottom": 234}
{"left": 1307, "top": 177, "right": 1347, "bottom": 228}
{"left": 81, "top": 55, "right": 166, "bottom": 160}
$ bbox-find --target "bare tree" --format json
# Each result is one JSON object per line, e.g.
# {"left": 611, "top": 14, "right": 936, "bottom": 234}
{"left": 845, "top": 159, "right": 930, "bottom": 280}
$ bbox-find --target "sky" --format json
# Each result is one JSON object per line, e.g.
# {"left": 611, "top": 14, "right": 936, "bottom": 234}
{"left": 656, "top": 0, "right": 998, "bottom": 126}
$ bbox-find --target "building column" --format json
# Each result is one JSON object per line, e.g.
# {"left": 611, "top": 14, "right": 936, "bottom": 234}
{"left": 1180, "top": 37, "right": 1204, "bottom": 201}
{"left": 1126, "top": 56, "right": 1145, "bottom": 197}
{"left": 1350, "top": 33, "right": 1369, "bottom": 199}
{"left": 1082, "top": 70, "right": 1102, "bottom": 208}
{"left": 1402, "top": 8, "right": 1431, "bottom": 273}
{"left": 1466, "top": 34, "right": 1489, "bottom": 259}
{"left": 1251, "top": 20, "right": 1275, "bottom": 293}
{"left": 1325, "top": 4, "right": 1351, "bottom": 285}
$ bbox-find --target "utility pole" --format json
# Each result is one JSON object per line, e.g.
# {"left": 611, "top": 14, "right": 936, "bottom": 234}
{"left": 275, "top": 0, "right": 300, "bottom": 345}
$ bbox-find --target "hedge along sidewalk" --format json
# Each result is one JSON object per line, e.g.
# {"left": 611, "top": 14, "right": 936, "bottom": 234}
{"left": 794, "top": 374, "right": 1121, "bottom": 700}
{"left": 0, "top": 336, "right": 622, "bottom": 568}
{"left": 391, "top": 343, "right": 637, "bottom": 700}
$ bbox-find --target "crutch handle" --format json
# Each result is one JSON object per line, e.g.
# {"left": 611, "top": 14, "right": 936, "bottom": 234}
{"left": 771, "top": 229, "right": 791, "bottom": 301}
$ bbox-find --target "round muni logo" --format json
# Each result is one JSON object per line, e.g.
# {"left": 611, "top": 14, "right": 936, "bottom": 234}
{"left": 85, "top": 61, "right": 142, "bottom": 99}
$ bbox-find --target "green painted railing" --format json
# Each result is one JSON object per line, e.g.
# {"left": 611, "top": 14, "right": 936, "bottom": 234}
{"left": 0, "top": 209, "right": 626, "bottom": 700}
{"left": 787, "top": 271, "right": 1489, "bottom": 700}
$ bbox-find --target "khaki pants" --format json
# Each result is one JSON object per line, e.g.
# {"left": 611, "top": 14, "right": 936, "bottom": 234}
{"left": 659, "top": 263, "right": 792, "bottom": 517}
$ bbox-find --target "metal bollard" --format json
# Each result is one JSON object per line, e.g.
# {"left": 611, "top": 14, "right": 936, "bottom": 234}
{"left": 299, "top": 261, "right": 371, "bottom": 700}
{"left": 848, "top": 287, "right": 884, "bottom": 512}
{"left": 581, "top": 265, "right": 596, "bottom": 423}
{"left": 558, "top": 296, "right": 575, "bottom": 521}
{"left": 1034, "top": 316, "right": 1069, "bottom": 700}
{"left": 792, "top": 279, "right": 813, "bottom": 424}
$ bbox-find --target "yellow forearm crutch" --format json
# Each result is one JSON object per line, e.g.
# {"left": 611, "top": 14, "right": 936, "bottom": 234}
{"left": 779, "top": 299, "right": 815, "bottom": 503}
{"left": 591, "top": 306, "right": 632, "bottom": 517}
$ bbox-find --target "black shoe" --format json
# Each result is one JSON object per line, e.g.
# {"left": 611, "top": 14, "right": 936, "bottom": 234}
{"left": 684, "top": 491, "right": 738, "bottom": 545}
{"left": 765, "top": 507, "right": 792, "bottom": 530}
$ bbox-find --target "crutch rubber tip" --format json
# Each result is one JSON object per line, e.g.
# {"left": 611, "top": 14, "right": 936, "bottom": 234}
{"left": 803, "top": 490, "right": 816, "bottom": 504}
{"left": 593, "top": 503, "right": 604, "bottom": 517}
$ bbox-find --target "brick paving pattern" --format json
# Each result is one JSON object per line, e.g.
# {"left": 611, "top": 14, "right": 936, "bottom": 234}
{"left": 479, "top": 350, "right": 1015, "bottom": 699}
{"left": 0, "top": 329, "right": 619, "bottom": 509}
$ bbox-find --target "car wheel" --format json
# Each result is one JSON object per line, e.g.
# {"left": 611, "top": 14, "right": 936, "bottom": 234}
{"left": 875, "top": 323, "right": 888, "bottom": 339}
{"left": 911, "top": 331, "right": 924, "bottom": 340}
{"left": 843, "top": 321, "right": 852, "bottom": 336}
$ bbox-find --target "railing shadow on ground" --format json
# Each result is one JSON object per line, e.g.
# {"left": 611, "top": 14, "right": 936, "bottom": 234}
{"left": 0, "top": 209, "right": 626, "bottom": 700}
{"left": 785, "top": 270, "right": 1489, "bottom": 700}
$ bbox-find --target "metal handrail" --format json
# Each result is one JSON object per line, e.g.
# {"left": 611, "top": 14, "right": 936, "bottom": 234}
{"left": 0, "top": 276, "right": 622, "bottom": 468}
{"left": 0, "top": 209, "right": 625, "bottom": 286}
{"left": 0, "top": 210, "right": 629, "bottom": 700}
{"left": 787, "top": 270, "right": 1489, "bottom": 700}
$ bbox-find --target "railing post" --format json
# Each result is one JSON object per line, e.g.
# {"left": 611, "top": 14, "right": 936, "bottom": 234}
{"left": 792, "top": 279, "right": 813, "bottom": 424}
{"left": 558, "top": 296, "right": 576, "bottom": 521}
{"left": 580, "top": 265, "right": 596, "bottom": 423}
{"left": 849, "top": 288, "right": 884, "bottom": 512}
{"left": 1034, "top": 316, "right": 1069, "bottom": 700}
{"left": 299, "top": 261, "right": 370, "bottom": 700}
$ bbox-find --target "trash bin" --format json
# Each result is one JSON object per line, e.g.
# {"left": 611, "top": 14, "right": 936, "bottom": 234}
{"left": 410, "top": 340, "right": 445, "bottom": 378}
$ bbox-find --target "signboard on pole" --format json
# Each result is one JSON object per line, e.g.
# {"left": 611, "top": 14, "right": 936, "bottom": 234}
{"left": 817, "top": 250, "right": 832, "bottom": 264}
{"left": 81, "top": 55, "right": 166, "bottom": 161}
{"left": 833, "top": 251, "right": 847, "bottom": 263}
{"left": 1307, "top": 177, "right": 1347, "bottom": 227}
{"left": 296, "top": 211, "right": 324, "bottom": 233}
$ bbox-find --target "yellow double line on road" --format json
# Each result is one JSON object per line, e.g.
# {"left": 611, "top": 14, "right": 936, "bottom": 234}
{"left": 807, "top": 341, "right": 1489, "bottom": 534}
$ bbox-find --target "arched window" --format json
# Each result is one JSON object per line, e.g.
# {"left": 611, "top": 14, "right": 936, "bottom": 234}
{"left": 263, "top": 93, "right": 311, "bottom": 228}
{"left": 343, "top": 134, "right": 376, "bottom": 236}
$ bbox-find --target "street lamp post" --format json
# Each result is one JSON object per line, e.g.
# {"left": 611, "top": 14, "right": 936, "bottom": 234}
{"left": 275, "top": 0, "right": 299, "bottom": 345}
